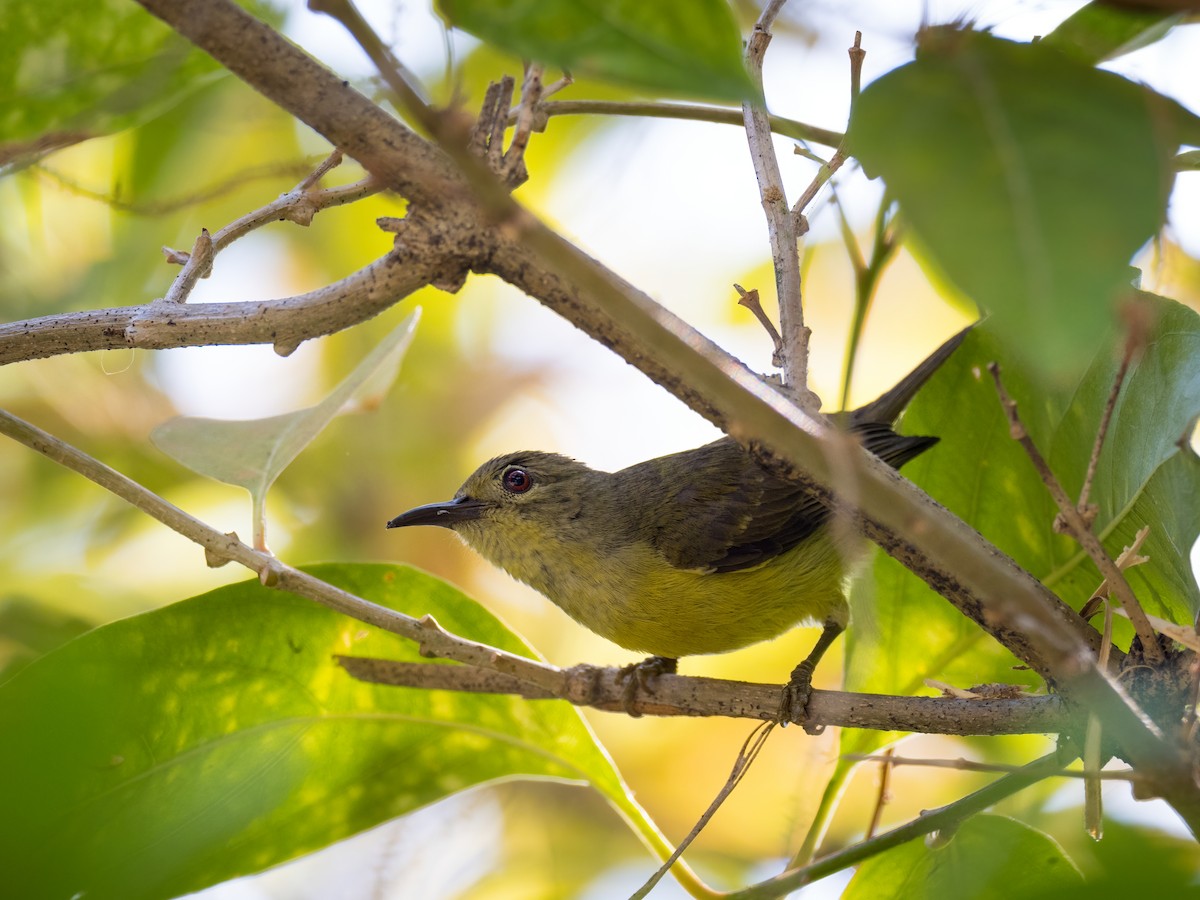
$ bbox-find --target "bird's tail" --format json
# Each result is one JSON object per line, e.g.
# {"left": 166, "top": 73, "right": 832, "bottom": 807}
{"left": 848, "top": 325, "right": 973, "bottom": 426}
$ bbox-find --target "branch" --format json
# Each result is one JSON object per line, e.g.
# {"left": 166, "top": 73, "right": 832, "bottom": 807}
{"left": 0, "top": 249, "right": 441, "bottom": 364}
{"left": 336, "top": 656, "right": 1072, "bottom": 734}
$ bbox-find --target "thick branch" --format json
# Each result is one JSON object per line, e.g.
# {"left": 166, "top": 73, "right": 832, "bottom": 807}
{"left": 337, "top": 656, "right": 1071, "bottom": 735}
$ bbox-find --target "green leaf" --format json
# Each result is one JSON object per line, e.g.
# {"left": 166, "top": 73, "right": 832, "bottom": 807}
{"left": 848, "top": 30, "right": 1184, "bottom": 379}
{"left": 844, "top": 814, "right": 1082, "bottom": 899}
{"left": 0, "top": 0, "right": 226, "bottom": 164}
{"left": 151, "top": 312, "right": 420, "bottom": 549}
{"left": 0, "top": 563, "right": 636, "bottom": 900}
{"left": 845, "top": 297, "right": 1200, "bottom": 752}
{"left": 0, "top": 596, "right": 93, "bottom": 684}
{"left": 436, "top": 0, "right": 756, "bottom": 103}
{"left": 1042, "top": 3, "right": 1185, "bottom": 64}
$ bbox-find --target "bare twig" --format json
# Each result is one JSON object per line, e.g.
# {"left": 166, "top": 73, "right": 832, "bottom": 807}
{"left": 631, "top": 722, "right": 775, "bottom": 899}
{"left": 987, "top": 362, "right": 1163, "bottom": 664}
{"left": 742, "top": 1, "right": 816, "bottom": 408}
{"left": 32, "top": 158, "right": 327, "bottom": 215}
{"left": 865, "top": 747, "right": 894, "bottom": 840}
{"left": 734, "top": 284, "right": 784, "bottom": 366}
{"left": 844, "top": 753, "right": 1138, "bottom": 782}
{"left": 504, "top": 62, "right": 545, "bottom": 181}
{"left": 848, "top": 30, "right": 865, "bottom": 102}
{"left": 520, "top": 100, "right": 843, "bottom": 147}
{"left": 791, "top": 34, "right": 862, "bottom": 237}
{"left": 306, "top": 0, "right": 431, "bottom": 110}
{"left": 163, "top": 229, "right": 215, "bottom": 303}
{"left": 159, "top": 151, "right": 381, "bottom": 304}
{"left": 1084, "top": 598, "right": 1116, "bottom": 840}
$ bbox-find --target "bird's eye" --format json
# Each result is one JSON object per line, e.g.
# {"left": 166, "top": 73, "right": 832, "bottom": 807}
{"left": 502, "top": 467, "right": 533, "bottom": 493}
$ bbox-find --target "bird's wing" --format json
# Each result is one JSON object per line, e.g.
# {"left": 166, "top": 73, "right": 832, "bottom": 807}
{"left": 621, "top": 438, "right": 831, "bottom": 574}
{"left": 625, "top": 425, "right": 938, "bottom": 575}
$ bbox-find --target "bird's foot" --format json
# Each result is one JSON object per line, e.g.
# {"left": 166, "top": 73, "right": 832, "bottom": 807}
{"left": 778, "top": 660, "right": 824, "bottom": 734}
{"left": 616, "top": 656, "right": 677, "bottom": 717}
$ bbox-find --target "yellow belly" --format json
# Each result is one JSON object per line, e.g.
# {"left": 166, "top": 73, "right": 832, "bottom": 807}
{"left": 513, "top": 531, "right": 850, "bottom": 658}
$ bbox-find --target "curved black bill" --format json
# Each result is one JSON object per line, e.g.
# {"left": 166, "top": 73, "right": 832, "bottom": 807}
{"left": 386, "top": 496, "right": 489, "bottom": 529}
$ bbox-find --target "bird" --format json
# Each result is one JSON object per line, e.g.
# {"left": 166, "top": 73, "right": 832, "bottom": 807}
{"left": 387, "top": 328, "right": 968, "bottom": 722}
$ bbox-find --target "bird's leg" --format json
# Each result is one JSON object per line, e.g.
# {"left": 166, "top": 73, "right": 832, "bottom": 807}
{"left": 779, "top": 619, "right": 845, "bottom": 731}
{"left": 616, "top": 656, "right": 677, "bottom": 717}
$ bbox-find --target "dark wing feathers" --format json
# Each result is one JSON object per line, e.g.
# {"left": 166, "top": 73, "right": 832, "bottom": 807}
{"left": 623, "top": 423, "right": 937, "bottom": 575}
{"left": 612, "top": 328, "right": 965, "bottom": 574}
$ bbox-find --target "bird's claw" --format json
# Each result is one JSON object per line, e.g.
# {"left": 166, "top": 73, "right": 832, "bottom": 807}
{"left": 778, "top": 660, "right": 824, "bottom": 733}
{"left": 616, "top": 656, "right": 677, "bottom": 717}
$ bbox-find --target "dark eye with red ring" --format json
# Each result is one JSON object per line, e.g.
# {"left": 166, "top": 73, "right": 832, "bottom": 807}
{"left": 502, "top": 467, "right": 533, "bottom": 493}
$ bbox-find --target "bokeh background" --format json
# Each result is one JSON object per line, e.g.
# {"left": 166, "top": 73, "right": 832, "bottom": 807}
{"left": 3, "top": 1, "right": 1200, "bottom": 896}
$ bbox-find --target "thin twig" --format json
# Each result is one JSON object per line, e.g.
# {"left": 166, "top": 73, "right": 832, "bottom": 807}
{"left": 743, "top": 0, "right": 816, "bottom": 407}
{"left": 848, "top": 31, "right": 865, "bottom": 103}
{"left": 32, "top": 158, "right": 327, "bottom": 215}
{"left": 1084, "top": 597, "right": 1115, "bottom": 840}
{"left": 843, "top": 753, "right": 1138, "bottom": 782}
{"left": 630, "top": 722, "right": 775, "bottom": 899}
{"left": 838, "top": 193, "right": 900, "bottom": 409}
{"left": 865, "top": 747, "right": 894, "bottom": 840}
{"left": 306, "top": 0, "right": 431, "bottom": 110}
{"left": 163, "top": 229, "right": 215, "bottom": 303}
{"left": 1078, "top": 329, "right": 1139, "bottom": 514}
{"left": 504, "top": 62, "right": 544, "bottom": 181}
{"left": 791, "top": 33, "right": 862, "bottom": 235}
{"left": 734, "top": 284, "right": 784, "bottom": 366}
{"left": 160, "top": 152, "right": 381, "bottom": 304}
{"left": 987, "top": 362, "right": 1163, "bottom": 664}
{"left": 731, "top": 753, "right": 1070, "bottom": 899}
{"left": 521, "top": 100, "right": 843, "bottom": 147}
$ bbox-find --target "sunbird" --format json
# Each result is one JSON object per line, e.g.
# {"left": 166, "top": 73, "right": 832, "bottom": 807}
{"left": 388, "top": 328, "right": 968, "bottom": 721}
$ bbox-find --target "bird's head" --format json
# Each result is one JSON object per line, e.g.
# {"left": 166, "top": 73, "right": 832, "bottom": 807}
{"left": 386, "top": 451, "right": 594, "bottom": 543}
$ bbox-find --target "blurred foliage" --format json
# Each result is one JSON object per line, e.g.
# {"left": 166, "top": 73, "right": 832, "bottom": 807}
{"left": 2, "top": 1, "right": 1200, "bottom": 899}
{"left": 0, "top": 564, "right": 650, "bottom": 900}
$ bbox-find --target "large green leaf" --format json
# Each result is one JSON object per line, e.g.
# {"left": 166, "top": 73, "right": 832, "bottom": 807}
{"left": 0, "top": 563, "right": 635, "bottom": 900}
{"left": 437, "top": 0, "right": 756, "bottom": 102}
{"left": 848, "top": 30, "right": 1186, "bottom": 379}
{"left": 843, "top": 297, "right": 1200, "bottom": 756}
{"left": 0, "top": 0, "right": 232, "bottom": 163}
{"left": 151, "top": 313, "right": 420, "bottom": 549}
{"left": 844, "top": 814, "right": 1081, "bottom": 899}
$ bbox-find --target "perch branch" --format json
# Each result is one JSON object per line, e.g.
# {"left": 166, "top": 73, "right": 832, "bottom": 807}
{"left": 336, "top": 656, "right": 1072, "bottom": 733}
